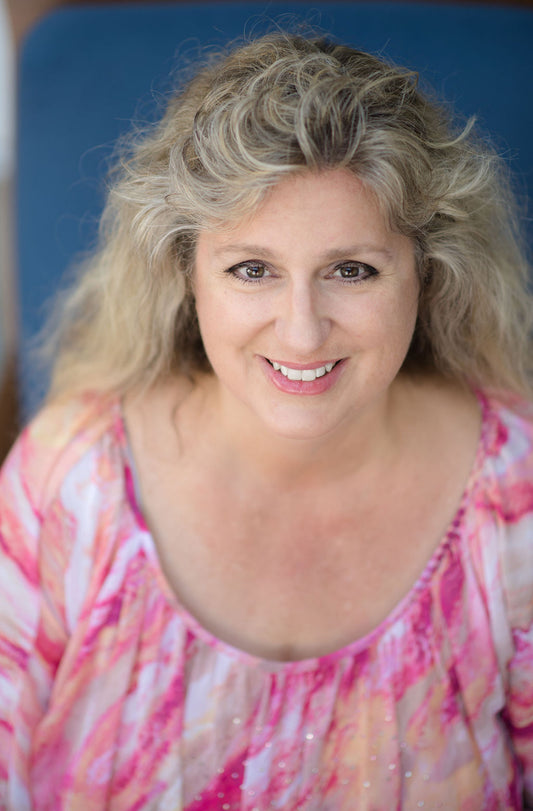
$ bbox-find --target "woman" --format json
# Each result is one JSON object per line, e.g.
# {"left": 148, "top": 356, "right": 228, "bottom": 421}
{"left": 1, "top": 32, "right": 532, "bottom": 810}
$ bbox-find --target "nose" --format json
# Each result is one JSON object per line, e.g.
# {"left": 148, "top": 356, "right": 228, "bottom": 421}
{"left": 274, "top": 278, "right": 331, "bottom": 355}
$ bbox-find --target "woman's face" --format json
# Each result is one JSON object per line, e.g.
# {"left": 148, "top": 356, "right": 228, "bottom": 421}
{"left": 193, "top": 169, "right": 420, "bottom": 441}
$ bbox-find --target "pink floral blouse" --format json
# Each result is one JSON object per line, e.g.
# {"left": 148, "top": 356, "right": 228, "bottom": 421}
{"left": 0, "top": 390, "right": 532, "bottom": 810}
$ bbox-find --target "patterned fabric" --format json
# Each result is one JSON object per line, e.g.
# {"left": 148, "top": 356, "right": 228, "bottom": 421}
{"left": 0, "top": 391, "right": 532, "bottom": 811}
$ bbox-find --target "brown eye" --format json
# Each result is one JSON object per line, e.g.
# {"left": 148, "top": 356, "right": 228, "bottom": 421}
{"left": 333, "top": 262, "right": 377, "bottom": 281}
{"left": 244, "top": 263, "right": 267, "bottom": 279}
{"left": 225, "top": 261, "right": 272, "bottom": 283}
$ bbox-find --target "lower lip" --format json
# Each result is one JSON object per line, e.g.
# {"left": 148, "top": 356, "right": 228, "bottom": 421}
{"left": 260, "top": 357, "right": 346, "bottom": 395}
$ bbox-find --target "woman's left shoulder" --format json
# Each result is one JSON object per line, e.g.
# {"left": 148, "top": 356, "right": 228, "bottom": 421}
{"left": 477, "top": 393, "right": 533, "bottom": 800}
{"left": 471, "top": 390, "right": 533, "bottom": 618}
{"left": 480, "top": 388, "right": 533, "bottom": 473}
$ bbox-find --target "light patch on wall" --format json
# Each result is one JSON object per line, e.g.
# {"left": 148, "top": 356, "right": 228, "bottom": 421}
{"left": 0, "top": 0, "right": 14, "bottom": 180}
{"left": 0, "top": 0, "right": 15, "bottom": 370}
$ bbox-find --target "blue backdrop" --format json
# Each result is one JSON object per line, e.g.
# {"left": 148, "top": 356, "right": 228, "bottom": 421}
{"left": 17, "top": 2, "right": 533, "bottom": 416}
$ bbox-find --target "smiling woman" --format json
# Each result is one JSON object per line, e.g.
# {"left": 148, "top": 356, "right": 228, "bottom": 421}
{"left": 1, "top": 31, "right": 533, "bottom": 811}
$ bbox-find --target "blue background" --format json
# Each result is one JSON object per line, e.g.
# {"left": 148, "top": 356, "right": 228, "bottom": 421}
{"left": 17, "top": 2, "right": 533, "bottom": 415}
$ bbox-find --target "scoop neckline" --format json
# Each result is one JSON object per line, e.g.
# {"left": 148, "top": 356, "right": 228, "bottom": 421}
{"left": 116, "top": 388, "right": 493, "bottom": 673}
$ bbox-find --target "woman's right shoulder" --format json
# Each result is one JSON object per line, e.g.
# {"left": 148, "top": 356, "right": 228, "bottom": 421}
{"left": 0, "top": 394, "right": 130, "bottom": 664}
{"left": 0, "top": 393, "right": 124, "bottom": 515}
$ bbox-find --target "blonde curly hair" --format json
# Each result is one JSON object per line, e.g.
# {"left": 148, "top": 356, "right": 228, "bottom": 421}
{"left": 44, "top": 32, "right": 533, "bottom": 401}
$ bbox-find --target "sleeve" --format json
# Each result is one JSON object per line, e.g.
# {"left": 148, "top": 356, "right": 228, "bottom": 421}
{"left": 501, "top": 513, "right": 533, "bottom": 808}
{"left": 495, "top": 408, "right": 533, "bottom": 808}
{"left": 0, "top": 397, "right": 121, "bottom": 809}
{"left": 0, "top": 432, "right": 43, "bottom": 810}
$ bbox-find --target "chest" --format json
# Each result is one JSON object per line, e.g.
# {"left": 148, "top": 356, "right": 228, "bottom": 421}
{"left": 138, "top": 457, "right": 466, "bottom": 660}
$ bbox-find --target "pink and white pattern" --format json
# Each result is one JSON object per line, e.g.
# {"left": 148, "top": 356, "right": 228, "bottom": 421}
{"left": 1, "top": 390, "right": 532, "bottom": 810}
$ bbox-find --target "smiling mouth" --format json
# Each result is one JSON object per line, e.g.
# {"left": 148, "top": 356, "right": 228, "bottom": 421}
{"left": 266, "top": 359, "right": 340, "bottom": 381}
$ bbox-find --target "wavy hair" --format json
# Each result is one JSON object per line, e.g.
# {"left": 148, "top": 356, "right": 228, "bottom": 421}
{"left": 44, "top": 32, "right": 533, "bottom": 401}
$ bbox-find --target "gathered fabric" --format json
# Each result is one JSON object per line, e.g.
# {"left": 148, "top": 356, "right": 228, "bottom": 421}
{"left": 0, "top": 391, "right": 532, "bottom": 810}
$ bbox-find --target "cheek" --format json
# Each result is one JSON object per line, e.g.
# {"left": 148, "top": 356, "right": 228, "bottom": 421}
{"left": 388, "top": 298, "right": 419, "bottom": 350}
{"left": 389, "top": 297, "right": 420, "bottom": 364}
{"left": 195, "top": 288, "right": 266, "bottom": 362}
{"left": 353, "top": 285, "right": 419, "bottom": 357}
{"left": 194, "top": 287, "right": 225, "bottom": 355}
{"left": 201, "top": 289, "right": 267, "bottom": 330}
{"left": 194, "top": 279, "right": 228, "bottom": 328}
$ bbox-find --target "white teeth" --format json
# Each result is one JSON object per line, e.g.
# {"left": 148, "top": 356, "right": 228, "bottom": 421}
{"left": 270, "top": 361, "right": 337, "bottom": 381}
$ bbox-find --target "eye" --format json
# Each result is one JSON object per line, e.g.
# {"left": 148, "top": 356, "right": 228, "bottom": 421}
{"left": 331, "top": 262, "right": 377, "bottom": 282}
{"left": 225, "top": 261, "right": 272, "bottom": 283}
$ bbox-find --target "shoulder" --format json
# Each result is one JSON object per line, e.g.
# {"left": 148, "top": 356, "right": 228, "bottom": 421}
{"left": 0, "top": 394, "right": 131, "bottom": 634}
{"left": 473, "top": 390, "right": 533, "bottom": 627}
{"left": 481, "top": 389, "right": 533, "bottom": 486}
{"left": 0, "top": 393, "right": 127, "bottom": 584}
{"left": 2, "top": 393, "right": 125, "bottom": 515}
{"left": 474, "top": 388, "right": 533, "bottom": 528}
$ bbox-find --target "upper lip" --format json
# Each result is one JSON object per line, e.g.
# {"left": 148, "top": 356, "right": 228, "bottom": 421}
{"left": 264, "top": 357, "right": 342, "bottom": 370}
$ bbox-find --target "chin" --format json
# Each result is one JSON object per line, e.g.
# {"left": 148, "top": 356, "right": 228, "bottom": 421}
{"left": 259, "top": 408, "right": 345, "bottom": 442}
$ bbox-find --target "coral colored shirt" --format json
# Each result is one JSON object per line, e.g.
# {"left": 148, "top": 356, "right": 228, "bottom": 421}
{"left": 0, "top": 391, "right": 533, "bottom": 811}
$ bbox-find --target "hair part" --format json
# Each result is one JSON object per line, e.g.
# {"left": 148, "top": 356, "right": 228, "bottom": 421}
{"left": 42, "top": 31, "right": 533, "bottom": 404}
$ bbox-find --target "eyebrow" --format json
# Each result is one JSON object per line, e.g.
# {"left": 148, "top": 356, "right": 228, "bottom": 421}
{"left": 213, "top": 243, "right": 395, "bottom": 262}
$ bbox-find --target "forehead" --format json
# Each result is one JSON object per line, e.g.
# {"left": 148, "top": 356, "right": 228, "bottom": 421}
{"left": 196, "top": 169, "right": 408, "bottom": 260}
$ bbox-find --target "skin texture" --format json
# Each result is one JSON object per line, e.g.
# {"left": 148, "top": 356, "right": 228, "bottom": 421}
{"left": 193, "top": 169, "right": 420, "bottom": 452}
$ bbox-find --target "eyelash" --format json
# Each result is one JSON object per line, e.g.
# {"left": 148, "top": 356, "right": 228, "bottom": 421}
{"left": 224, "top": 262, "right": 271, "bottom": 285}
{"left": 224, "top": 260, "right": 378, "bottom": 285}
